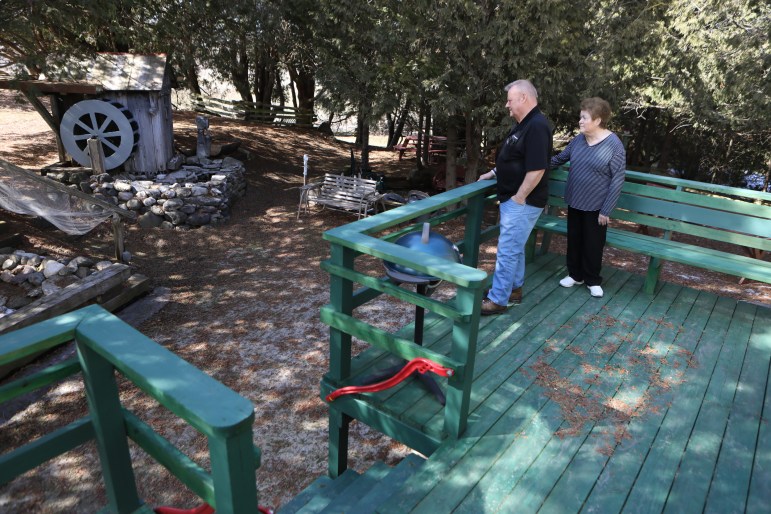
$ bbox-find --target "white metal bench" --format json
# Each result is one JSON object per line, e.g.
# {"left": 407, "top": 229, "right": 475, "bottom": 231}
{"left": 298, "top": 174, "right": 384, "bottom": 219}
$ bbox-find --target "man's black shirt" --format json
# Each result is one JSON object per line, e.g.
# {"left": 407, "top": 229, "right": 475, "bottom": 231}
{"left": 494, "top": 106, "right": 553, "bottom": 208}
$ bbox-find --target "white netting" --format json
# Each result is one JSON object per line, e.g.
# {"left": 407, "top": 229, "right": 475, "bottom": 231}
{"left": 0, "top": 161, "right": 112, "bottom": 235}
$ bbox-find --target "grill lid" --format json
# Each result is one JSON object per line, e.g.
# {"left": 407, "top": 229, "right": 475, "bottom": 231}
{"left": 383, "top": 223, "right": 461, "bottom": 283}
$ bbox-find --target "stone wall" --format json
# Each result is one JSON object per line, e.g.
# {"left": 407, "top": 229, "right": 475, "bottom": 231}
{"left": 81, "top": 156, "right": 247, "bottom": 229}
{"left": 0, "top": 250, "right": 115, "bottom": 316}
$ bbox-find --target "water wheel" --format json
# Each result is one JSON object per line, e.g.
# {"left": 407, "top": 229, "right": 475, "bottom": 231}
{"left": 60, "top": 99, "right": 139, "bottom": 170}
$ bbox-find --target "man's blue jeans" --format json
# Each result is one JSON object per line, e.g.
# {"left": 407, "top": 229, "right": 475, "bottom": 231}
{"left": 487, "top": 199, "right": 543, "bottom": 305}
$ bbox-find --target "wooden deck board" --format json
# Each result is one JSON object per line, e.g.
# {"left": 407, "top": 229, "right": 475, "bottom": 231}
{"left": 358, "top": 255, "right": 770, "bottom": 513}
{"left": 447, "top": 281, "right": 683, "bottom": 513}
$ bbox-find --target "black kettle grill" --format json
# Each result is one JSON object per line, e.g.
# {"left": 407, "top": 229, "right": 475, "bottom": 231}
{"left": 371, "top": 223, "right": 461, "bottom": 404}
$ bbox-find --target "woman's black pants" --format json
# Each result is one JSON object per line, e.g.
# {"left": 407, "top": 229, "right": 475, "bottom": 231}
{"left": 566, "top": 206, "right": 607, "bottom": 286}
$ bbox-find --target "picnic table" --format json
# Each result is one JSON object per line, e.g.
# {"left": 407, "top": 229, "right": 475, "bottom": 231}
{"left": 394, "top": 135, "right": 447, "bottom": 162}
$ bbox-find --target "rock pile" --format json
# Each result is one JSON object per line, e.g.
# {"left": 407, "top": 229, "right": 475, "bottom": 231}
{"left": 87, "top": 156, "right": 246, "bottom": 229}
{"left": 0, "top": 249, "right": 116, "bottom": 316}
{"left": 46, "top": 156, "right": 247, "bottom": 229}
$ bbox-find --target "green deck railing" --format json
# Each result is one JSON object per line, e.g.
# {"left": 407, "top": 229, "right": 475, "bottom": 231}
{"left": 320, "top": 179, "right": 500, "bottom": 476}
{"left": 0, "top": 305, "right": 260, "bottom": 514}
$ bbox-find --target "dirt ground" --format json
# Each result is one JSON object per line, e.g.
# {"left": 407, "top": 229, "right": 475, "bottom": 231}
{"left": 0, "top": 90, "right": 769, "bottom": 513}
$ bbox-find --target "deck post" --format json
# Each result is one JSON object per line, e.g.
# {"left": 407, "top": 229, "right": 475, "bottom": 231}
{"left": 77, "top": 340, "right": 143, "bottom": 513}
{"left": 327, "top": 243, "right": 355, "bottom": 476}
{"left": 444, "top": 285, "right": 483, "bottom": 438}
{"left": 462, "top": 193, "right": 486, "bottom": 268}
{"left": 208, "top": 429, "right": 260, "bottom": 514}
{"left": 328, "top": 411, "right": 352, "bottom": 478}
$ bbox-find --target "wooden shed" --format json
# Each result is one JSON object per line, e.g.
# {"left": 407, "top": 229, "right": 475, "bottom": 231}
{"left": 0, "top": 53, "right": 174, "bottom": 176}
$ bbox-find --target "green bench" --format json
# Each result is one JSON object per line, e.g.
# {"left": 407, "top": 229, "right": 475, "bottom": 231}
{"left": 527, "top": 166, "right": 771, "bottom": 294}
{"left": 0, "top": 305, "right": 261, "bottom": 514}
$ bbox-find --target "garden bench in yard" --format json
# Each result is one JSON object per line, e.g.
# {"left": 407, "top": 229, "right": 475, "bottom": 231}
{"left": 527, "top": 166, "right": 771, "bottom": 294}
{"left": 297, "top": 173, "right": 384, "bottom": 219}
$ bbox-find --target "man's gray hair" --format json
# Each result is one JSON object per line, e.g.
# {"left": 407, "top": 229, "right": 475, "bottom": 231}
{"left": 505, "top": 79, "right": 538, "bottom": 101}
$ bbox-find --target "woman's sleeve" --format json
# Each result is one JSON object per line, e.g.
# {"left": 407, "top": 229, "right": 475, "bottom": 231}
{"left": 600, "top": 136, "right": 627, "bottom": 216}
{"left": 550, "top": 137, "right": 574, "bottom": 168}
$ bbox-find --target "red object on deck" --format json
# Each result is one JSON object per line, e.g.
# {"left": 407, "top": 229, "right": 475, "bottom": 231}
{"left": 155, "top": 504, "right": 273, "bottom": 514}
{"left": 325, "top": 357, "right": 455, "bottom": 402}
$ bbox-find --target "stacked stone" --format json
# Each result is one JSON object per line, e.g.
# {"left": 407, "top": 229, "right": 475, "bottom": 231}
{"left": 0, "top": 250, "right": 115, "bottom": 315}
{"left": 80, "top": 156, "right": 246, "bottom": 229}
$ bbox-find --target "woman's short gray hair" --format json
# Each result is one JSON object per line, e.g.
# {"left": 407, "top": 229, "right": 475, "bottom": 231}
{"left": 505, "top": 80, "right": 538, "bottom": 101}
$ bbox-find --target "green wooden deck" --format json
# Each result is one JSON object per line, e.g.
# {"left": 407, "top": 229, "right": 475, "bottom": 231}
{"left": 318, "top": 253, "right": 771, "bottom": 513}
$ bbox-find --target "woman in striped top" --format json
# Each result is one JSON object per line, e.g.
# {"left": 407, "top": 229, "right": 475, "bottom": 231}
{"left": 550, "top": 97, "right": 626, "bottom": 298}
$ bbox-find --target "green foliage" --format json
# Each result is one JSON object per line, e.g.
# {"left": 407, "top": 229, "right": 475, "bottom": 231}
{"left": 0, "top": 0, "right": 767, "bottom": 185}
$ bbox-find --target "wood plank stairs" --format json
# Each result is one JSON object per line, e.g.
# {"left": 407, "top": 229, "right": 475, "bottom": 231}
{"left": 282, "top": 254, "right": 770, "bottom": 513}
{"left": 277, "top": 454, "right": 425, "bottom": 513}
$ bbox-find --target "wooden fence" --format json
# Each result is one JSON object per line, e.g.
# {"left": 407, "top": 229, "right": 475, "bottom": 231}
{"left": 192, "top": 94, "right": 316, "bottom": 127}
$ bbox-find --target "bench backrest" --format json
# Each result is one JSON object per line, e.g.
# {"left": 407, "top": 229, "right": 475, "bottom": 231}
{"left": 320, "top": 174, "right": 379, "bottom": 197}
{"left": 546, "top": 167, "right": 771, "bottom": 252}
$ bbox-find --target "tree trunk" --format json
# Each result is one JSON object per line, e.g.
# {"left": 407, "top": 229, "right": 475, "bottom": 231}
{"left": 386, "top": 113, "right": 395, "bottom": 147}
{"left": 629, "top": 110, "right": 650, "bottom": 167}
{"left": 388, "top": 98, "right": 412, "bottom": 148}
{"left": 445, "top": 123, "right": 458, "bottom": 191}
{"left": 657, "top": 114, "right": 676, "bottom": 172}
{"left": 275, "top": 72, "right": 286, "bottom": 107}
{"left": 232, "top": 38, "right": 252, "bottom": 102}
{"left": 422, "top": 102, "right": 432, "bottom": 165}
{"left": 355, "top": 111, "right": 364, "bottom": 146}
{"left": 464, "top": 114, "right": 482, "bottom": 183}
{"left": 183, "top": 59, "right": 201, "bottom": 95}
{"left": 416, "top": 102, "right": 425, "bottom": 170}
{"left": 288, "top": 64, "right": 316, "bottom": 126}
{"left": 361, "top": 121, "right": 370, "bottom": 170}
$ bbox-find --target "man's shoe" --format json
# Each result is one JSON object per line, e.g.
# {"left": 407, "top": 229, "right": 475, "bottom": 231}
{"left": 559, "top": 276, "right": 584, "bottom": 288}
{"left": 481, "top": 298, "right": 507, "bottom": 315}
{"left": 483, "top": 287, "right": 523, "bottom": 304}
{"left": 587, "top": 285, "right": 604, "bottom": 298}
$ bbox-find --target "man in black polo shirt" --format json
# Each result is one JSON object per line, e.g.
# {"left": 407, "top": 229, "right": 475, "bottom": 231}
{"left": 478, "top": 80, "right": 552, "bottom": 315}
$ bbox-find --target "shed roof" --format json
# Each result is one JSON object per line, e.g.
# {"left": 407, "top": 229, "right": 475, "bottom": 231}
{"left": 41, "top": 53, "right": 168, "bottom": 92}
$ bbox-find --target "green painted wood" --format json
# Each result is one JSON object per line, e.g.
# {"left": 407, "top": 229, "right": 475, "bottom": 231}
{"left": 323, "top": 179, "right": 495, "bottom": 238}
{"left": 320, "top": 306, "right": 463, "bottom": 372}
{"left": 496, "top": 285, "right": 700, "bottom": 513}
{"left": 461, "top": 192, "right": 487, "bottom": 268}
{"left": 75, "top": 308, "right": 255, "bottom": 438}
{"left": 369, "top": 255, "right": 569, "bottom": 434}
{"left": 323, "top": 232, "right": 488, "bottom": 288}
{"left": 123, "top": 409, "right": 215, "bottom": 505}
{"left": 703, "top": 303, "right": 770, "bottom": 514}
{"left": 746, "top": 325, "right": 771, "bottom": 513}
{"left": 320, "top": 260, "right": 468, "bottom": 321}
{"left": 208, "top": 427, "right": 260, "bottom": 514}
{"left": 420, "top": 279, "right": 677, "bottom": 513}
{"left": 277, "top": 476, "right": 333, "bottom": 513}
{"left": 444, "top": 284, "right": 483, "bottom": 438}
{"left": 552, "top": 165, "right": 771, "bottom": 204}
{"left": 328, "top": 244, "right": 354, "bottom": 383}
{"left": 535, "top": 215, "right": 771, "bottom": 284}
{"left": 0, "top": 417, "right": 94, "bottom": 485}
{"left": 383, "top": 272, "right": 649, "bottom": 513}
{"left": 0, "top": 305, "right": 94, "bottom": 365}
{"left": 318, "top": 460, "right": 390, "bottom": 513}
{"left": 584, "top": 293, "right": 732, "bottom": 513}
{"left": 321, "top": 378, "right": 444, "bottom": 456}
{"left": 0, "top": 357, "right": 80, "bottom": 403}
{"left": 327, "top": 410, "right": 351, "bottom": 479}
{"left": 78, "top": 339, "right": 143, "bottom": 512}
{"left": 353, "top": 454, "right": 424, "bottom": 513}
{"left": 295, "top": 468, "right": 360, "bottom": 513}
{"left": 415, "top": 265, "right": 627, "bottom": 437}
{"left": 662, "top": 300, "right": 758, "bottom": 512}
{"left": 535, "top": 287, "right": 712, "bottom": 514}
